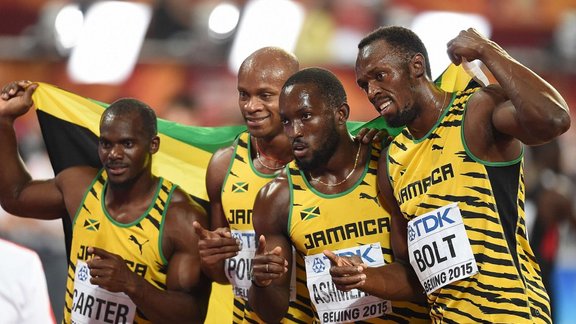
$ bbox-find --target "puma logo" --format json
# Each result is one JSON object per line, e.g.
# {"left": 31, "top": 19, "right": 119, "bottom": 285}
{"left": 359, "top": 192, "right": 380, "bottom": 206}
{"left": 129, "top": 235, "right": 149, "bottom": 255}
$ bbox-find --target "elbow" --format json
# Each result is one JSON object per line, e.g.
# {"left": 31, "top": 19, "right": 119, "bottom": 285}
{"left": 525, "top": 108, "right": 571, "bottom": 145}
{"left": 0, "top": 199, "right": 19, "bottom": 216}
{"left": 543, "top": 109, "right": 571, "bottom": 142}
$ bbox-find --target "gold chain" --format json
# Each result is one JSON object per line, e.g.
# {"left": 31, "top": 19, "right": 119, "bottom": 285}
{"left": 309, "top": 141, "right": 362, "bottom": 187}
{"left": 254, "top": 137, "right": 286, "bottom": 171}
{"left": 437, "top": 91, "right": 449, "bottom": 122}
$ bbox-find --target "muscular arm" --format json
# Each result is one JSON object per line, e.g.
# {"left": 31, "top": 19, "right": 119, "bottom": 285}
{"left": 206, "top": 146, "right": 234, "bottom": 230}
{"left": 117, "top": 190, "right": 211, "bottom": 323}
{"left": 199, "top": 146, "right": 240, "bottom": 283}
{"left": 248, "top": 175, "right": 292, "bottom": 323}
{"left": 0, "top": 82, "right": 66, "bottom": 219}
{"left": 448, "top": 28, "right": 570, "bottom": 147}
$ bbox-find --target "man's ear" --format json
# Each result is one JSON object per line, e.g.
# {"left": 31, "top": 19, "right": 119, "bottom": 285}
{"left": 150, "top": 135, "right": 160, "bottom": 154}
{"left": 410, "top": 53, "right": 426, "bottom": 79}
{"left": 337, "top": 103, "right": 350, "bottom": 125}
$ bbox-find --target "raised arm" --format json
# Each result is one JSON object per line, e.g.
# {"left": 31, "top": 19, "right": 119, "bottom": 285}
{"left": 447, "top": 28, "right": 570, "bottom": 145}
{"left": 0, "top": 81, "right": 66, "bottom": 219}
{"left": 248, "top": 176, "right": 292, "bottom": 323}
{"left": 89, "top": 190, "right": 212, "bottom": 323}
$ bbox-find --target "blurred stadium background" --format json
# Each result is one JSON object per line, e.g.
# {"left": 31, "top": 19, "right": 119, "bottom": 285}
{"left": 0, "top": 1, "right": 574, "bottom": 323}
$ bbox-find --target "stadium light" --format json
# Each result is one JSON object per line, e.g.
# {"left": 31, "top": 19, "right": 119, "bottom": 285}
{"left": 228, "top": 0, "right": 304, "bottom": 74}
{"left": 67, "top": 1, "right": 152, "bottom": 84}
{"left": 411, "top": 11, "right": 491, "bottom": 80}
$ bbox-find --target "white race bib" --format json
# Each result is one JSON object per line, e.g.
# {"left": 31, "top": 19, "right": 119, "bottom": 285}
{"left": 226, "top": 230, "right": 296, "bottom": 301}
{"left": 304, "top": 243, "right": 391, "bottom": 324}
{"left": 71, "top": 261, "right": 137, "bottom": 324}
{"left": 225, "top": 230, "right": 258, "bottom": 299}
{"left": 407, "top": 203, "right": 478, "bottom": 294}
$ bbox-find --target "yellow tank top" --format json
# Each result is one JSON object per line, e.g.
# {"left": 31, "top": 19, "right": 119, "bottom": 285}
{"left": 64, "top": 170, "right": 173, "bottom": 324}
{"left": 387, "top": 89, "right": 551, "bottom": 323}
{"left": 221, "top": 132, "right": 314, "bottom": 323}
{"left": 288, "top": 143, "right": 430, "bottom": 323}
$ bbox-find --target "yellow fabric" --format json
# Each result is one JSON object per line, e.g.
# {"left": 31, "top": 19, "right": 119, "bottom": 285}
{"left": 288, "top": 144, "right": 430, "bottom": 323}
{"left": 387, "top": 89, "right": 551, "bottom": 322}
{"left": 32, "top": 83, "right": 233, "bottom": 324}
{"left": 31, "top": 62, "right": 474, "bottom": 324}
{"left": 65, "top": 171, "right": 171, "bottom": 323}
{"left": 32, "top": 82, "right": 213, "bottom": 201}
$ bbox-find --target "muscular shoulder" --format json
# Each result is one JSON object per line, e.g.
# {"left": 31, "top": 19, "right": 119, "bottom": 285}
{"left": 208, "top": 145, "right": 235, "bottom": 172}
{"left": 253, "top": 171, "right": 290, "bottom": 233}
{"left": 166, "top": 187, "right": 208, "bottom": 225}
{"left": 464, "top": 85, "right": 518, "bottom": 159}
{"left": 206, "top": 145, "right": 235, "bottom": 183}
{"left": 162, "top": 187, "right": 208, "bottom": 259}
{"left": 55, "top": 166, "right": 99, "bottom": 215}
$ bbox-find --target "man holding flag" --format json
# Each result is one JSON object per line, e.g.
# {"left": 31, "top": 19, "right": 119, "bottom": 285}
{"left": 0, "top": 82, "right": 211, "bottom": 323}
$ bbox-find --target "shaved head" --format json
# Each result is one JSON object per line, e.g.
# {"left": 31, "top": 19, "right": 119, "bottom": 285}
{"left": 239, "top": 47, "right": 299, "bottom": 80}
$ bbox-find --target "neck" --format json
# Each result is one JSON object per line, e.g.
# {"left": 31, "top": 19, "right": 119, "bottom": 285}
{"left": 408, "top": 84, "right": 449, "bottom": 139}
{"left": 252, "top": 135, "right": 293, "bottom": 172}
{"left": 106, "top": 173, "right": 158, "bottom": 206}
{"left": 308, "top": 136, "right": 363, "bottom": 189}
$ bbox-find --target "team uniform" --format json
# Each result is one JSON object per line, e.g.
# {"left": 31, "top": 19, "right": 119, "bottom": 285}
{"left": 386, "top": 89, "right": 551, "bottom": 323}
{"left": 221, "top": 132, "right": 314, "bottom": 323}
{"left": 64, "top": 170, "right": 175, "bottom": 324}
{"left": 288, "top": 143, "right": 430, "bottom": 324}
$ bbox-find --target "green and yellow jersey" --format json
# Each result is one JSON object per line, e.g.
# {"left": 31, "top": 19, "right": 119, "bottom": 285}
{"left": 288, "top": 143, "right": 430, "bottom": 323}
{"left": 64, "top": 170, "right": 174, "bottom": 324}
{"left": 387, "top": 89, "right": 551, "bottom": 323}
{"left": 222, "top": 132, "right": 314, "bottom": 323}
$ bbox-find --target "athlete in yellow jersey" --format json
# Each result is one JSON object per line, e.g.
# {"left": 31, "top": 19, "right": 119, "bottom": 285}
{"left": 0, "top": 86, "right": 211, "bottom": 323}
{"left": 248, "top": 67, "right": 431, "bottom": 323}
{"left": 193, "top": 47, "right": 314, "bottom": 323}
{"left": 329, "top": 26, "right": 570, "bottom": 323}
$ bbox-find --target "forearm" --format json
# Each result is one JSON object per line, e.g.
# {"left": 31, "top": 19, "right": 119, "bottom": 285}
{"left": 127, "top": 277, "right": 209, "bottom": 324}
{"left": 480, "top": 43, "right": 570, "bottom": 138}
{"left": 248, "top": 284, "right": 290, "bottom": 323}
{"left": 0, "top": 118, "right": 33, "bottom": 211}
{"left": 362, "top": 262, "right": 425, "bottom": 302}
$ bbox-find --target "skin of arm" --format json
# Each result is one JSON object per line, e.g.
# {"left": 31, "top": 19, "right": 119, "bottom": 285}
{"left": 324, "top": 152, "right": 425, "bottom": 302}
{"left": 248, "top": 174, "right": 292, "bottom": 323}
{"left": 447, "top": 28, "right": 570, "bottom": 154}
{"left": 88, "top": 189, "right": 211, "bottom": 323}
{"left": 0, "top": 82, "right": 67, "bottom": 219}
{"left": 196, "top": 146, "right": 241, "bottom": 283}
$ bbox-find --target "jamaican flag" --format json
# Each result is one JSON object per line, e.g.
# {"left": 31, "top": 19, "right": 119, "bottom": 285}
{"left": 32, "top": 63, "right": 476, "bottom": 323}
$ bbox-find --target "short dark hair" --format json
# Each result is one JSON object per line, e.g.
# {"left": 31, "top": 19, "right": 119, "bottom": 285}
{"left": 101, "top": 98, "right": 158, "bottom": 138}
{"left": 282, "top": 67, "right": 347, "bottom": 110}
{"left": 358, "top": 26, "right": 431, "bottom": 78}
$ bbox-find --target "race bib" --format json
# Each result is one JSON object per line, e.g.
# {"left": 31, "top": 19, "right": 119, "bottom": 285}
{"left": 225, "top": 230, "right": 257, "bottom": 299}
{"left": 407, "top": 203, "right": 478, "bottom": 294}
{"left": 226, "top": 230, "right": 296, "bottom": 300}
{"left": 71, "top": 261, "right": 137, "bottom": 324}
{"left": 304, "top": 243, "right": 391, "bottom": 324}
